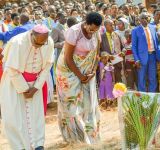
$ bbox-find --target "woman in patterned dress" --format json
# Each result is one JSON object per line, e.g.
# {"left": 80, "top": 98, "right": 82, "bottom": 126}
{"left": 56, "top": 12, "right": 102, "bottom": 144}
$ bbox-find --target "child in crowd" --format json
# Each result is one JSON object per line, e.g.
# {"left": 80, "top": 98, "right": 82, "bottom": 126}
{"left": 123, "top": 29, "right": 137, "bottom": 90}
{"left": 99, "top": 51, "right": 115, "bottom": 110}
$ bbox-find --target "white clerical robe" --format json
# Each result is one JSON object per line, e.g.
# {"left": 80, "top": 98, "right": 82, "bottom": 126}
{"left": 0, "top": 31, "right": 54, "bottom": 150}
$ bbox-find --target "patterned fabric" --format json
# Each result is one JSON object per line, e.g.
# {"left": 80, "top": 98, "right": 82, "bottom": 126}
{"left": 56, "top": 46, "right": 100, "bottom": 144}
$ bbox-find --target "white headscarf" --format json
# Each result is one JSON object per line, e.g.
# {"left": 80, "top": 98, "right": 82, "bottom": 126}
{"left": 119, "top": 18, "right": 130, "bottom": 29}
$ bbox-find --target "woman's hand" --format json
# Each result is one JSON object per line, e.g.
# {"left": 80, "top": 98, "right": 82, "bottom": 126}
{"left": 64, "top": 42, "right": 95, "bottom": 84}
{"left": 80, "top": 73, "right": 95, "bottom": 84}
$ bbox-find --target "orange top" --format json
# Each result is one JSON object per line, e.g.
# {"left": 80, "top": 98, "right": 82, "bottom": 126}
{"left": 4, "top": 20, "right": 12, "bottom": 25}
{"left": 145, "top": 28, "right": 152, "bottom": 51}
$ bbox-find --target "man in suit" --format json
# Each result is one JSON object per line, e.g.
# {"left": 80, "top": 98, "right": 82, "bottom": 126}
{"left": 101, "top": 19, "right": 123, "bottom": 83}
{"left": 132, "top": 13, "right": 160, "bottom": 92}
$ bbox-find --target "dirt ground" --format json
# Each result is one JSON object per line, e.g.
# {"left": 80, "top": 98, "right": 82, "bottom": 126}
{"left": 0, "top": 101, "right": 121, "bottom": 150}
{"left": 1, "top": 100, "right": 160, "bottom": 150}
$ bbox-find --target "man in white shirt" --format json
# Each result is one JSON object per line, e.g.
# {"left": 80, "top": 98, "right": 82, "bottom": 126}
{"left": 0, "top": 24, "right": 54, "bottom": 150}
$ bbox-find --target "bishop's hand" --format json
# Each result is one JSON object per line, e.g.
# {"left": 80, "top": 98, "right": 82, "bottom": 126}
{"left": 23, "top": 87, "right": 38, "bottom": 99}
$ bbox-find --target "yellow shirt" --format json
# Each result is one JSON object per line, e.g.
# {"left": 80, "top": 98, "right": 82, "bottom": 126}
{"left": 106, "top": 32, "right": 112, "bottom": 51}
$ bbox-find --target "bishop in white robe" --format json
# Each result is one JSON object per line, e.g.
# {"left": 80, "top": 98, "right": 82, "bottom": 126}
{"left": 0, "top": 24, "right": 54, "bottom": 150}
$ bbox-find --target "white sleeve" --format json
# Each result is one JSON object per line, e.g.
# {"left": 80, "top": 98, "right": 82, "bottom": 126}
{"left": 34, "top": 63, "right": 52, "bottom": 90}
{"left": 7, "top": 68, "right": 29, "bottom": 93}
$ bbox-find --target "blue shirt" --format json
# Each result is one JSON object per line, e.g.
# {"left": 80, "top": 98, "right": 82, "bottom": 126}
{"left": 0, "top": 22, "right": 34, "bottom": 43}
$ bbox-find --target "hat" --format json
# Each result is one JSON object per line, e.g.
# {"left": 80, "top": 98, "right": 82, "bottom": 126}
{"left": 33, "top": 24, "right": 49, "bottom": 34}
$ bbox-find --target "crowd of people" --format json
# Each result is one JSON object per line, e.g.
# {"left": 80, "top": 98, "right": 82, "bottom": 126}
{"left": 0, "top": 0, "right": 160, "bottom": 149}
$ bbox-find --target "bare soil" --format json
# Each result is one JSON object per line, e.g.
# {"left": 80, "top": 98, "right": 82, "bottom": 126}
{"left": 0, "top": 102, "right": 121, "bottom": 150}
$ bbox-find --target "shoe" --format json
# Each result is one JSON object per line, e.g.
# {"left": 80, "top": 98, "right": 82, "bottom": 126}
{"left": 35, "top": 146, "right": 44, "bottom": 150}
